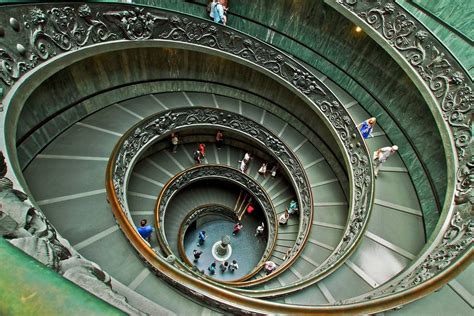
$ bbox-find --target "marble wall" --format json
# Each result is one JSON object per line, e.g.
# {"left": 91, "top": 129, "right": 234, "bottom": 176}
{"left": 410, "top": 0, "right": 473, "bottom": 40}
{"left": 398, "top": 0, "right": 473, "bottom": 79}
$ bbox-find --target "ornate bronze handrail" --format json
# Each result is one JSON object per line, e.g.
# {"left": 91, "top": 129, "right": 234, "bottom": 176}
{"left": 1, "top": 0, "right": 468, "bottom": 313}
{"left": 0, "top": 5, "right": 372, "bottom": 277}
{"left": 1, "top": 2, "right": 376, "bottom": 312}
{"left": 323, "top": 0, "right": 473, "bottom": 306}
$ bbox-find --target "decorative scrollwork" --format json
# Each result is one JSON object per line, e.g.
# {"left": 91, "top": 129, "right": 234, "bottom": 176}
{"left": 110, "top": 105, "right": 372, "bottom": 289}
{"left": 337, "top": 0, "right": 473, "bottom": 303}
{"left": 341, "top": 0, "right": 473, "bottom": 159}
{"left": 1, "top": 1, "right": 373, "bottom": 305}
{"left": 103, "top": 7, "right": 167, "bottom": 40}
{"left": 0, "top": 4, "right": 117, "bottom": 87}
{"left": 0, "top": 49, "right": 27, "bottom": 86}
{"left": 24, "top": 5, "right": 117, "bottom": 60}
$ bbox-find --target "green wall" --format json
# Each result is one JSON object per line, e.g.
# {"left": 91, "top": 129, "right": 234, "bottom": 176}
{"left": 399, "top": 0, "right": 473, "bottom": 79}
{"left": 0, "top": 239, "right": 121, "bottom": 315}
{"left": 411, "top": 0, "right": 473, "bottom": 40}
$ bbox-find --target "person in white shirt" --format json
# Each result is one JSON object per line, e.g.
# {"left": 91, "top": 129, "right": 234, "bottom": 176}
{"left": 278, "top": 209, "right": 289, "bottom": 225}
{"left": 229, "top": 260, "right": 239, "bottom": 272}
{"left": 255, "top": 222, "right": 264, "bottom": 236}
{"left": 373, "top": 145, "right": 398, "bottom": 177}
{"left": 264, "top": 260, "right": 277, "bottom": 274}
{"left": 170, "top": 132, "right": 178, "bottom": 153}
{"left": 239, "top": 152, "right": 251, "bottom": 173}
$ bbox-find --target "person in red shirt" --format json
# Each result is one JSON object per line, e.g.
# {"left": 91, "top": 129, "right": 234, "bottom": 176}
{"left": 199, "top": 143, "right": 206, "bottom": 158}
{"left": 232, "top": 222, "right": 243, "bottom": 235}
{"left": 246, "top": 203, "right": 254, "bottom": 214}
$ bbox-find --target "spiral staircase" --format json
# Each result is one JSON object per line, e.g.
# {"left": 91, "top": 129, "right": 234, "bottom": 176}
{"left": 0, "top": 1, "right": 472, "bottom": 315}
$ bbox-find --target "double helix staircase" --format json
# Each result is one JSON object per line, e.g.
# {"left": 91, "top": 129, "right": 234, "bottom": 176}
{"left": 22, "top": 89, "right": 426, "bottom": 311}
{"left": 1, "top": 1, "right": 471, "bottom": 315}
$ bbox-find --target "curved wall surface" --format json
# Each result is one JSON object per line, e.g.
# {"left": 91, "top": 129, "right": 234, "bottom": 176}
{"left": 15, "top": 46, "right": 341, "bottom": 171}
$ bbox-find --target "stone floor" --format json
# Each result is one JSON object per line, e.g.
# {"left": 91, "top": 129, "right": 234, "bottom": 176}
{"left": 183, "top": 215, "right": 267, "bottom": 281}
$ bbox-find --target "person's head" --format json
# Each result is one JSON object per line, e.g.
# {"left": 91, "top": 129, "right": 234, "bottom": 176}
{"left": 140, "top": 219, "right": 147, "bottom": 227}
{"left": 391, "top": 145, "right": 399, "bottom": 153}
{"left": 211, "top": 262, "right": 216, "bottom": 267}
{"left": 224, "top": 261, "right": 229, "bottom": 266}
{"left": 233, "top": 260, "right": 237, "bottom": 264}
{"left": 201, "top": 230, "right": 206, "bottom": 235}
{"left": 368, "top": 117, "right": 377, "bottom": 126}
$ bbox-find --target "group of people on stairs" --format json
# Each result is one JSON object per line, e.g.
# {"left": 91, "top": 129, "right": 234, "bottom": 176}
{"left": 358, "top": 117, "right": 399, "bottom": 177}
{"left": 135, "top": 113, "right": 398, "bottom": 283}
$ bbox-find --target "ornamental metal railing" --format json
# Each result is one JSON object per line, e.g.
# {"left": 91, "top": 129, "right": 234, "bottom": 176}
{"left": 320, "top": 0, "right": 472, "bottom": 308}
{"left": 0, "top": 2, "right": 380, "bottom": 313}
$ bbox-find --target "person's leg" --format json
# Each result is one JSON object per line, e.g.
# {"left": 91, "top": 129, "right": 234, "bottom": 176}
{"left": 373, "top": 159, "right": 381, "bottom": 177}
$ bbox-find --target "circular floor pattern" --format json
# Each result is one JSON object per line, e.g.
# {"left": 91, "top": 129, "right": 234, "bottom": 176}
{"left": 184, "top": 218, "right": 267, "bottom": 281}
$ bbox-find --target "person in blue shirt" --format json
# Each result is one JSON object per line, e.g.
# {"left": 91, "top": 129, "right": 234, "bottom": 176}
{"left": 137, "top": 219, "right": 153, "bottom": 242}
{"left": 212, "top": 0, "right": 226, "bottom": 25}
{"left": 197, "top": 230, "right": 207, "bottom": 246}
{"left": 208, "top": 261, "right": 216, "bottom": 275}
{"left": 288, "top": 200, "right": 298, "bottom": 215}
{"left": 358, "top": 117, "right": 377, "bottom": 139}
{"left": 208, "top": 0, "right": 217, "bottom": 21}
